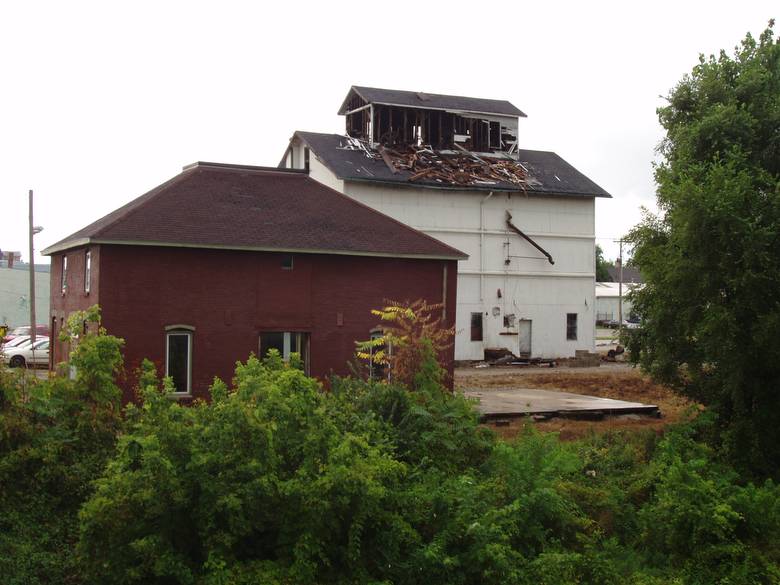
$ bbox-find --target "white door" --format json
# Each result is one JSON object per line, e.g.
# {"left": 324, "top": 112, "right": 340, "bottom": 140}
{"left": 518, "top": 320, "right": 532, "bottom": 356}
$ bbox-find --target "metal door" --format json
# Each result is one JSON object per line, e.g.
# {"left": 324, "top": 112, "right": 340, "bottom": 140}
{"left": 518, "top": 319, "right": 532, "bottom": 356}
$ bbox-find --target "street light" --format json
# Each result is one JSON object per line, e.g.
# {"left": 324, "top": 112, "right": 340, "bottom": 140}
{"left": 28, "top": 192, "right": 43, "bottom": 348}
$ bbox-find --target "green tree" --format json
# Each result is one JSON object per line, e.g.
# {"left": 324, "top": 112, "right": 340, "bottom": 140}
{"left": 0, "top": 305, "right": 124, "bottom": 584}
{"left": 626, "top": 21, "right": 780, "bottom": 476}
{"left": 595, "top": 244, "right": 613, "bottom": 282}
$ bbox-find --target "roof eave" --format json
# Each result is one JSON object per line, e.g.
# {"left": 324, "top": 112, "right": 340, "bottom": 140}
{"left": 47, "top": 238, "right": 467, "bottom": 261}
{"left": 42, "top": 237, "right": 92, "bottom": 256}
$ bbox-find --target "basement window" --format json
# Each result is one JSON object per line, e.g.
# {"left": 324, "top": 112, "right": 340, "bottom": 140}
{"left": 166, "top": 329, "right": 193, "bottom": 394}
{"left": 259, "top": 331, "right": 309, "bottom": 373}
{"left": 470, "top": 312, "right": 483, "bottom": 342}
{"left": 566, "top": 313, "right": 578, "bottom": 341}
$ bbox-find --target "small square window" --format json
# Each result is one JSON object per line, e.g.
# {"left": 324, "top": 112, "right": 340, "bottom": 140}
{"left": 566, "top": 313, "right": 578, "bottom": 341}
{"left": 281, "top": 255, "right": 294, "bottom": 270}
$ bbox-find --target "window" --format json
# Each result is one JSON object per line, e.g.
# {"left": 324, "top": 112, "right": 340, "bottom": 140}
{"left": 61, "top": 256, "right": 68, "bottom": 294}
{"left": 259, "top": 331, "right": 309, "bottom": 372}
{"left": 281, "top": 255, "right": 294, "bottom": 270}
{"left": 166, "top": 330, "right": 193, "bottom": 394}
{"left": 84, "top": 250, "right": 91, "bottom": 293}
{"left": 368, "top": 328, "right": 388, "bottom": 381}
{"left": 470, "top": 312, "right": 483, "bottom": 342}
{"left": 304, "top": 147, "right": 310, "bottom": 171}
{"left": 566, "top": 313, "right": 578, "bottom": 340}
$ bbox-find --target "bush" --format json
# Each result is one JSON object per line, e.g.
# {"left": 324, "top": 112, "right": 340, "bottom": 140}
{"left": 0, "top": 306, "right": 123, "bottom": 585}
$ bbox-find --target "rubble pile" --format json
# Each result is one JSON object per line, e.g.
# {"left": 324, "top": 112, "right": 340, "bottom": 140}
{"left": 385, "top": 145, "right": 528, "bottom": 187}
{"left": 341, "top": 136, "right": 528, "bottom": 188}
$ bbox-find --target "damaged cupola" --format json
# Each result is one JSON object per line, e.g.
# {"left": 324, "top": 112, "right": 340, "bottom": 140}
{"left": 338, "top": 86, "right": 525, "bottom": 157}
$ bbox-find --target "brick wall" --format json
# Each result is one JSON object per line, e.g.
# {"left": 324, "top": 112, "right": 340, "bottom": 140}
{"left": 83, "top": 244, "right": 458, "bottom": 402}
{"left": 49, "top": 245, "right": 100, "bottom": 365}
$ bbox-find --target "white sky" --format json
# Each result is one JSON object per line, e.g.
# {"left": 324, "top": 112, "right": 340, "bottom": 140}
{"left": 1, "top": 0, "right": 774, "bottom": 264}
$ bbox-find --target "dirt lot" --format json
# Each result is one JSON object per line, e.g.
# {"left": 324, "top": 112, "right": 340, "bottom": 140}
{"left": 456, "top": 362, "right": 700, "bottom": 440}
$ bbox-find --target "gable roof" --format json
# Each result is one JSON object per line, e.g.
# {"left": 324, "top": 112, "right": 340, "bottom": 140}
{"left": 42, "top": 163, "right": 467, "bottom": 260}
{"left": 606, "top": 265, "right": 643, "bottom": 284}
{"left": 338, "top": 86, "right": 527, "bottom": 118}
{"left": 292, "top": 132, "right": 612, "bottom": 198}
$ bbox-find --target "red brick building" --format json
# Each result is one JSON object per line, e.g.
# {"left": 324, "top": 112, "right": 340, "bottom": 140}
{"left": 43, "top": 162, "right": 464, "bottom": 402}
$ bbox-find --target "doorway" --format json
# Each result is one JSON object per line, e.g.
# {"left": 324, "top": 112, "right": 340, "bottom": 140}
{"left": 518, "top": 319, "right": 532, "bottom": 357}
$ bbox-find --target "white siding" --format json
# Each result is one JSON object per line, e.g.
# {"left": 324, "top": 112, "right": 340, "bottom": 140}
{"left": 299, "top": 160, "right": 598, "bottom": 360}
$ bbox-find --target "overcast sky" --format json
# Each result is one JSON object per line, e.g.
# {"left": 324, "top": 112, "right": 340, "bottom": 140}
{"left": 1, "top": 1, "right": 774, "bottom": 264}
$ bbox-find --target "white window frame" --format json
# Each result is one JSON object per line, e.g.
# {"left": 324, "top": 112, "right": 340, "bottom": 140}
{"left": 84, "top": 250, "right": 91, "bottom": 294}
{"left": 61, "top": 256, "right": 68, "bottom": 294}
{"left": 165, "top": 326, "right": 194, "bottom": 395}
{"left": 259, "top": 331, "right": 309, "bottom": 373}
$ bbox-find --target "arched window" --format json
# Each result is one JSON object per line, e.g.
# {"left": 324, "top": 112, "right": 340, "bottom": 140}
{"left": 165, "top": 325, "right": 194, "bottom": 394}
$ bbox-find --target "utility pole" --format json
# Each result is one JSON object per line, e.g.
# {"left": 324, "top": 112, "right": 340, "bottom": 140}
{"left": 617, "top": 238, "right": 624, "bottom": 336}
{"left": 29, "top": 190, "right": 36, "bottom": 347}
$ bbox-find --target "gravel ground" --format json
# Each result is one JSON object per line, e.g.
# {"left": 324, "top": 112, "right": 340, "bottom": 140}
{"left": 455, "top": 362, "right": 700, "bottom": 440}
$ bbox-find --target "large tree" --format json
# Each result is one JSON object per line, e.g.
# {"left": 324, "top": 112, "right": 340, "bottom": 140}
{"left": 595, "top": 244, "right": 613, "bottom": 281}
{"left": 627, "top": 21, "right": 780, "bottom": 476}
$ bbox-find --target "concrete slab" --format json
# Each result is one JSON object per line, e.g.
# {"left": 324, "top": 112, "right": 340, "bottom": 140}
{"left": 464, "top": 387, "right": 659, "bottom": 420}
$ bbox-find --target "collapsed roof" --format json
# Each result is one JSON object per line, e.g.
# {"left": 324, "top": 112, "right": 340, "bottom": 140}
{"left": 290, "top": 131, "right": 612, "bottom": 198}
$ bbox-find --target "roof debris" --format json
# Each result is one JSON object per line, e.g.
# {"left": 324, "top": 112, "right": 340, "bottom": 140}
{"left": 340, "top": 136, "right": 528, "bottom": 188}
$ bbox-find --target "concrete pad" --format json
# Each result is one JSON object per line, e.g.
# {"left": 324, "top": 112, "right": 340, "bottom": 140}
{"left": 464, "top": 387, "right": 659, "bottom": 419}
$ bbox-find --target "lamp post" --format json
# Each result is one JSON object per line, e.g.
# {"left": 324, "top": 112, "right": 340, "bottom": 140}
{"left": 28, "top": 189, "right": 43, "bottom": 347}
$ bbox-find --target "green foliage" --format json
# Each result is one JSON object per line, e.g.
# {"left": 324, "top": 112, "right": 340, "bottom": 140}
{"left": 4, "top": 305, "right": 780, "bottom": 583}
{"left": 0, "top": 306, "right": 124, "bottom": 584}
{"left": 596, "top": 244, "right": 614, "bottom": 281}
{"left": 627, "top": 22, "right": 780, "bottom": 476}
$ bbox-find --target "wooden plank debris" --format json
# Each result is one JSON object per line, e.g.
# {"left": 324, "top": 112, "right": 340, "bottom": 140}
{"left": 339, "top": 136, "right": 529, "bottom": 189}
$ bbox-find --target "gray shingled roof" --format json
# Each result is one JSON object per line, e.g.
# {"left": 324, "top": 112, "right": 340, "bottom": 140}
{"left": 293, "top": 132, "right": 612, "bottom": 198}
{"left": 338, "top": 86, "right": 527, "bottom": 118}
{"left": 42, "top": 163, "right": 467, "bottom": 260}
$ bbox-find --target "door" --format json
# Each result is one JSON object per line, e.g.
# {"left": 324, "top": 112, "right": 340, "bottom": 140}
{"left": 518, "top": 320, "right": 532, "bottom": 356}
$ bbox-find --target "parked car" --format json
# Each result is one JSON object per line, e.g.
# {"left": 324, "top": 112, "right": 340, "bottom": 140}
{"left": 3, "top": 324, "right": 50, "bottom": 343}
{"left": 1, "top": 335, "right": 34, "bottom": 349}
{"left": 1, "top": 338, "right": 50, "bottom": 368}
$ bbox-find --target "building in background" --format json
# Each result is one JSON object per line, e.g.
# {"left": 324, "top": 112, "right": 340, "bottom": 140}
{"left": 281, "top": 86, "right": 611, "bottom": 360}
{"left": 43, "top": 162, "right": 463, "bottom": 402}
{"left": 595, "top": 282, "right": 640, "bottom": 324}
{"left": 0, "top": 253, "right": 50, "bottom": 328}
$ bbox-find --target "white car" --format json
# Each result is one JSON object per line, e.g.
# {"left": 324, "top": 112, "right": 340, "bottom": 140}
{"left": 2, "top": 335, "right": 33, "bottom": 349}
{"left": 1, "top": 338, "right": 50, "bottom": 368}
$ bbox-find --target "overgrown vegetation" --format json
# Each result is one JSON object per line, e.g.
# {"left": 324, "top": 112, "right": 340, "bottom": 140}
{"left": 2, "top": 303, "right": 780, "bottom": 583}
{"left": 626, "top": 21, "right": 780, "bottom": 477}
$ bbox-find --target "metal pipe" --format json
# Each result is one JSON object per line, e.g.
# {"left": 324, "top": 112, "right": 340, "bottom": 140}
{"left": 505, "top": 211, "right": 555, "bottom": 265}
{"left": 479, "top": 191, "right": 494, "bottom": 301}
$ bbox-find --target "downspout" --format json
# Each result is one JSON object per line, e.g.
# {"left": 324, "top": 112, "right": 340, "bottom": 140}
{"left": 479, "top": 191, "right": 494, "bottom": 301}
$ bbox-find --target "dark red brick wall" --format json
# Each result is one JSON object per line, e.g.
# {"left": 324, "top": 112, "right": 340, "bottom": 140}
{"left": 87, "top": 244, "right": 457, "bottom": 403}
{"left": 49, "top": 246, "right": 100, "bottom": 365}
